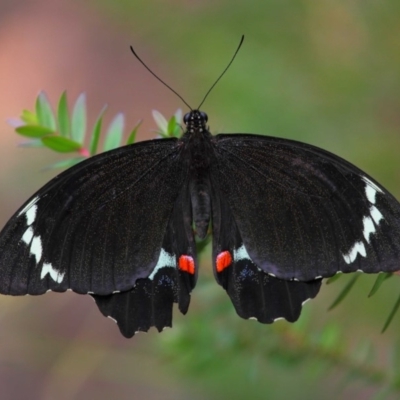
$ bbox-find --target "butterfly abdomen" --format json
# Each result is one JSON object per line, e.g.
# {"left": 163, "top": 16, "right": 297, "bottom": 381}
{"left": 184, "top": 118, "right": 214, "bottom": 240}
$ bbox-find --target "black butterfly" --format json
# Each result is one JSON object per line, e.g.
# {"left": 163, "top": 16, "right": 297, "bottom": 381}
{"left": 1, "top": 108, "right": 400, "bottom": 337}
{"left": 1, "top": 42, "right": 400, "bottom": 338}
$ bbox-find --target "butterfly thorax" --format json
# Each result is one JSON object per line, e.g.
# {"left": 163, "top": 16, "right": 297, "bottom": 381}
{"left": 182, "top": 110, "right": 213, "bottom": 239}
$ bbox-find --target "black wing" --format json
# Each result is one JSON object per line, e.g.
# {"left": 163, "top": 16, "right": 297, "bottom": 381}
{"left": 92, "top": 180, "right": 197, "bottom": 337}
{"left": 0, "top": 138, "right": 189, "bottom": 296}
{"left": 213, "top": 134, "right": 400, "bottom": 282}
{"left": 210, "top": 182, "right": 321, "bottom": 323}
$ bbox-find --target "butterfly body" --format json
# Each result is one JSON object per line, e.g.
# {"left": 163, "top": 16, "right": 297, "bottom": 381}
{"left": 183, "top": 111, "right": 214, "bottom": 239}
{"left": 0, "top": 109, "right": 399, "bottom": 337}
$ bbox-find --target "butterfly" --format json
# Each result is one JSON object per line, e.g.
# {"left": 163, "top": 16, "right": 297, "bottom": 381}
{"left": 1, "top": 39, "right": 400, "bottom": 338}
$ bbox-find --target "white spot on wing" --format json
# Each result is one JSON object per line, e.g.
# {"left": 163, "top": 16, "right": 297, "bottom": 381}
{"left": 22, "top": 227, "right": 34, "bottom": 245}
{"left": 362, "top": 215, "right": 375, "bottom": 243}
{"left": 25, "top": 205, "right": 38, "bottom": 226}
{"left": 341, "top": 177, "right": 386, "bottom": 264}
{"left": 18, "top": 196, "right": 39, "bottom": 218}
{"left": 107, "top": 316, "right": 117, "bottom": 323}
{"left": 233, "top": 244, "right": 264, "bottom": 272}
{"left": 30, "top": 235, "right": 43, "bottom": 263}
{"left": 233, "top": 244, "right": 251, "bottom": 261}
{"left": 370, "top": 205, "right": 384, "bottom": 225}
{"left": 41, "top": 262, "right": 65, "bottom": 283}
{"left": 365, "top": 185, "right": 377, "bottom": 204}
{"left": 362, "top": 176, "right": 383, "bottom": 196}
{"left": 148, "top": 248, "right": 176, "bottom": 280}
{"left": 342, "top": 241, "right": 366, "bottom": 264}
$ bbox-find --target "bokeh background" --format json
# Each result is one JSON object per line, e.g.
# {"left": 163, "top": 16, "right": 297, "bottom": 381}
{"left": 1, "top": 1, "right": 400, "bottom": 399}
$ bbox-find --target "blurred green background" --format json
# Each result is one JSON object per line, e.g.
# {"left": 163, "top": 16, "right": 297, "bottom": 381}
{"left": 1, "top": 1, "right": 400, "bottom": 399}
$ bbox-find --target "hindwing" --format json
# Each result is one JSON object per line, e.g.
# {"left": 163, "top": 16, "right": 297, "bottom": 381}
{"left": 92, "top": 180, "right": 197, "bottom": 337}
{"left": 210, "top": 183, "right": 322, "bottom": 323}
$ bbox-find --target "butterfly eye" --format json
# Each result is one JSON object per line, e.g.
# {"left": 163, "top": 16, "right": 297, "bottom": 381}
{"left": 200, "top": 112, "right": 208, "bottom": 122}
{"left": 183, "top": 113, "right": 191, "bottom": 124}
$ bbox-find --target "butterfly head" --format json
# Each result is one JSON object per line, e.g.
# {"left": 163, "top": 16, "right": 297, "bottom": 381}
{"left": 183, "top": 110, "right": 208, "bottom": 134}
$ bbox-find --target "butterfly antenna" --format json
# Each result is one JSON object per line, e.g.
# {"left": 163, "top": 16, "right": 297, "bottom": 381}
{"left": 130, "top": 46, "right": 192, "bottom": 110}
{"left": 197, "top": 35, "right": 244, "bottom": 110}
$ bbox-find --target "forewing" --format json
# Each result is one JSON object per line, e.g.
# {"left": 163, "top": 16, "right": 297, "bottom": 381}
{"left": 214, "top": 134, "right": 400, "bottom": 281}
{"left": 0, "top": 138, "right": 187, "bottom": 295}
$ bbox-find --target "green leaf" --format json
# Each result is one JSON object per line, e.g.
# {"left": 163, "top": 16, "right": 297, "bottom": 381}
{"left": 89, "top": 105, "right": 107, "bottom": 156}
{"left": 152, "top": 110, "right": 168, "bottom": 134}
{"left": 57, "top": 91, "right": 70, "bottom": 137}
{"left": 126, "top": 120, "right": 142, "bottom": 145}
{"left": 174, "top": 109, "right": 182, "bottom": 124}
{"left": 170, "top": 109, "right": 183, "bottom": 137}
{"left": 16, "top": 125, "right": 55, "bottom": 138}
{"left": 368, "top": 272, "right": 392, "bottom": 298}
{"left": 41, "top": 136, "right": 82, "bottom": 153}
{"left": 104, "top": 113, "right": 124, "bottom": 151}
{"left": 71, "top": 93, "right": 86, "bottom": 143}
{"left": 35, "top": 92, "right": 57, "bottom": 130}
{"left": 328, "top": 273, "right": 360, "bottom": 311}
{"left": 152, "top": 110, "right": 182, "bottom": 138}
{"left": 382, "top": 292, "right": 400, "bottom": 333}
{"left": 167, "top": 115, "right": 177, "bottom": 136}
{"left": 167, "top": 115, "right": 182, "bottom": 137}
{"left": 21, "top": 109, "right": 38, "bottom": 125}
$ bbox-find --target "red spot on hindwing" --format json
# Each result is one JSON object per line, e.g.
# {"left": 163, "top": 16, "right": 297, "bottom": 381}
{"left": 178, "top": 255, "right": 195, "bottom": 274}
{"left": 216, "top": 251, "right": 232, "bottom": 273}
